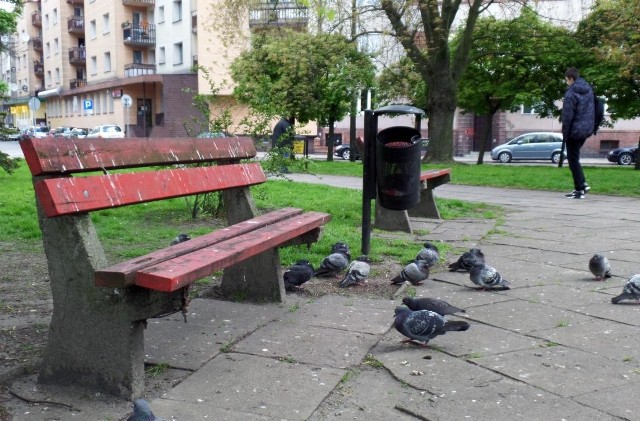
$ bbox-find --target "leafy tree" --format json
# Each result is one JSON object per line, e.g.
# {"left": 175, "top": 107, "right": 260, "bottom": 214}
{"left": 455, "top": 8, "right": 580, "bottom": 163}
{"left": 230, "top": 31, "right": 375, "bottom": 161}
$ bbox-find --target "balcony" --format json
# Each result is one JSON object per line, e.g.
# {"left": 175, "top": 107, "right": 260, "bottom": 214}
{"left": 124, "top": 62, "right": 156, "bottom": 77}
{"left": 192, "top": 11, "right": 197, "bottom": 33}
{"left": 249, "top": 2, "right": 308, "bottom": 30}
{"left": 68, "top": 16, "right": 85, "bottom": 33}
{"left": 70, "top": 78, "right": 87, "bottom": 89}
{"left": 122, "top": 0, "right": 154, "bottom": 7}
{"left": 67, "top": 0, "right": 84, "bottom": 4}
{"left": 31, "top": 11, "right": 42, "bottom": 27}
{"left": 122, "top": 23, "right": 155, "bottom": 47}
{"left": 34, "top": 61, "right": 44, "bottom": 77}
{"left": 69, "top": 47, "right": 86, "bottom": 66}
{"left": 32, "top": 37, "right": 43, "bottom": 51}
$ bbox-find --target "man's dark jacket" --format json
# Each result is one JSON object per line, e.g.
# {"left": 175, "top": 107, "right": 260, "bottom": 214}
{"left": 562, "top": 77, "right": 595, "bottom": 140}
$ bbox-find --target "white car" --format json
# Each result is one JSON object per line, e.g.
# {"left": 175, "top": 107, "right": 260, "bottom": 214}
{"left": 87, "top": 124, "right": 125, "bottom": 138}
{"left": 27, "top": 126, "right": 50, "bottom": 139}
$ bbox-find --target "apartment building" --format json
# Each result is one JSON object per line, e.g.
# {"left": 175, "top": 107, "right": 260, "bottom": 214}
{"left": 3, "top": 0, "right": 203, "bottom": 137}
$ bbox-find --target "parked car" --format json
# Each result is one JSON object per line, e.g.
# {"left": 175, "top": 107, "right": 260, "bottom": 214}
{"left": 334, "top": 144, "right": 361, "bottom": 160}
{"left": 25, "top": 126, "right": 51, "bottom": 139}
{"left": 87, "top": 124, "right": 124, "bottom": 138}
{"left": 196, "top": 131, "right": 228, "bottom": 138}
{"left": 53, "top": 126, "right": 73, "bottom": 138}
{"left": 70, "top": 127, "right": 88, "bottom": 139}
{"left": 607, "top": 146, "right": 638, "bottom": 165}
{"left": 0, "top": 127, "right": 22, "bottom": 141}
{"left": 490, "top": 132, "right": 565, "bottom": 164}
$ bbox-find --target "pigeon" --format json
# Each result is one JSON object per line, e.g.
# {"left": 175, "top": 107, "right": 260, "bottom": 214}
{"left": 448, "top": 248, "right": 485, "bottom": 272}
{"left": 314, "top": 242, "right": 351, "bottom": 277}
{"left": 469, "top": 262, "right": 511, "bottom": 290}
{"left": 393, "top": 306, "right": 470, "bottom": 346}
{"left": 283, "top": 260, "right": 315, "bottom": 291}
{"left": 339, "top": 257, "right": 370, "bottom": 288}
{"left": 589, "top": 253, "right": 611, "bottom": 281}
{"left": 127, "top": 399, "right": 164, "bottom": 421}
{"left": 402, "top": 296, "right": 466, "bottom": 316}
{"left": 611, "top": 274, "right": 640, "bottom": 304}
{"left": 170, "top": 233, "right": 191, "bottom": 246}
{"left": 390, "top": 259, "right": 430, "bottom": 285}
{"left": 414, "top": 242, "right": 440, "bottom": 267}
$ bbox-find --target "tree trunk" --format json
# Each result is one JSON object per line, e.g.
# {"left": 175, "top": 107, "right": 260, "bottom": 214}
{"left": 476, "top": 113, "right": 495, "bottom": 164}
{"left": 424, "top": 103, "right": 455, "bottom": 162}
{"left": 326, "top": 118, "right": 335, "bottom": 162}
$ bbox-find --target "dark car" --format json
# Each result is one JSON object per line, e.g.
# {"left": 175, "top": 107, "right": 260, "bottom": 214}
{"left": 334, "top": 144, "right": 361, "bottom": 160}
{"left": 607, "top": 146, "right": 638, "bottom": 166}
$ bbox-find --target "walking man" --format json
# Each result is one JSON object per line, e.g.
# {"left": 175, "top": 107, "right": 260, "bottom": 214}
{"left": 562, "top": 67, "right": 595, "bottom": 199}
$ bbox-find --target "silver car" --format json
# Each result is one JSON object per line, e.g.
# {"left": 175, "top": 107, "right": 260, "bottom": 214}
{"left": 491, "top": 132, "right": 564, "bottom": 163}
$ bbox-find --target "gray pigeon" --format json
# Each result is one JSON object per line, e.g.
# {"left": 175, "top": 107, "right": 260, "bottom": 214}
{"left": 339, "top": 257, "right": 370, "bottom": 288}
{"left": 170, "top": 233, "right": 191, "bottom": 246}
{"left": 469, "top": 262, "right": 511, "bottom": 290}
{"left": 314, "top": 242, "right": 351, "bottom": 277}
{"left": 393, "top": 306, "right": 470, "bottom": 346}
{"left": 415, "top": 242, "right": 440, "bottom": 267}
{"left": 589, "top": 253, "right": 611, "bottom": 281}
{"left": 283, "top": 260, "right": 315, "bottom": 291}
{"left": 402, "top": 296, "right": 466, "bottom": 316}
{"left": 611, "top": 274, "right": 640, "bottom": 304}
{"left": 127, "top": 399, "right": 164, "bottom": 421}
{"left": 448, "top": 248, "right": 485, "bottom": 272}
{"left": 390, "top": 259, "right": 430, "bottom": 285}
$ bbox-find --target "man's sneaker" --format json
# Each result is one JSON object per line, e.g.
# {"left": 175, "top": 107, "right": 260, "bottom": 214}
{"left": 583, "top": 183, "right": 591, "bottom": 193}
{"left": 565, "top": 190, "right": 585, "bottom": 199}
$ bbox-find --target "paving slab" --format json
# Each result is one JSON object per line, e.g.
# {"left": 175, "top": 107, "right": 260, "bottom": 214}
{"left": 573, "top": 383, "right": 640, "bottom": 420}
{"left": 395, "top": 377, "right": 621, "bottom": 421}
{"left": 144, "top": 298, "right": 288, "bottom": 370}
{"left": 157, "top": 353, "right": 345, "bottom": 420}
{"left": 504, "top": 283, "right": 612, "bottom": 309}
{"left": 473, "top": 345, "right": 639, "bottom": 398}
{"left": 573, "top": 301, "right": 640, "bottom": 325}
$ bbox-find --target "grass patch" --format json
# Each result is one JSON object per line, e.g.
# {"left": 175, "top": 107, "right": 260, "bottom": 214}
{"left": 362, "top": 354, "right": 385, "bottom": 369}
{"left": 288, "top": 303, "right": 300, "bottom": 312}
{"left": 340, "top": 368, "right": 360, "bottom": 383}
{"left": 540, "top": 341, "right": 559, "bottom": 347}
{"left": 145, "top": 363, "right": 170, "bottom": 378}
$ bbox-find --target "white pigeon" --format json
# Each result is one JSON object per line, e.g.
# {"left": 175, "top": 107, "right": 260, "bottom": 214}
{"left": 339, "top": 257, "right": 370, "bottom": 288}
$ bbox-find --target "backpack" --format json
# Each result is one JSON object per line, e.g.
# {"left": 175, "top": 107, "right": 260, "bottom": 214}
{"left": 593, "top": 92, "right": 605, "bottom": 135}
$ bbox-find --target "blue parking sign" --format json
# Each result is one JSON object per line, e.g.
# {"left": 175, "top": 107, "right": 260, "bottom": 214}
{"left": 83, "top": 99, "right": 93, "bottom": 111}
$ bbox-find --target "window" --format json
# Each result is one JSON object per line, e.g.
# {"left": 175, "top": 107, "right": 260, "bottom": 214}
{"left": 173, "top": 42, "right": 183, "bottom": 65}
{"left": 46, "top": 71, "right": 51, "bottom": 86}
{"left": 158, "top": 47, "right": 165, "bottom": 64}
{"left": 55, "top": 68, "right": 60, "bottom": 84}
{"left": 158, "top": 6, "right": 165, "bottom": 23}
{"left": 45, "top": 42, "right": 50, "bottom": 57}
{"left": 133, "top": 50, "right": 142, "bottom": 64}
{"left": 90, "top": 56, "right": 97, "bottom": 75}
{"left": 90, "top": 20, "right": 97, "bottom": 39}
{"left": 45, "top": 14, "right": 49, "bottom": 29}
{"left": 102, "top": 14, "right": 110, "bottom": 34}
{"left": 600, "top": 140, "right": 619, "bottom": 151}
{"left": 104, "top": 52, "right": 111, "bottom": 72}
{"left": 522, "top": 104, "right": 537, "bottom": 114}
{"left": 173, "top": 1, "right": 182, "bottom": 22}
{"left": 54, "top": 38, "right": 59, "bottom": 54}
{"left": 53, "top": 8, "right": 58, "bottom": 25}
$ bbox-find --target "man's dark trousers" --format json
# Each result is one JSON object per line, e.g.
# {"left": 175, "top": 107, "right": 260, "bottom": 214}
{"left": 566, "top": 137, "right": 587, "bottom": 190}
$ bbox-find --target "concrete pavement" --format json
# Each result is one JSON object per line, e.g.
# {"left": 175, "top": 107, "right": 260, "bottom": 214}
{"left": 3, "top": 142, "right": 640, "bottom": 420}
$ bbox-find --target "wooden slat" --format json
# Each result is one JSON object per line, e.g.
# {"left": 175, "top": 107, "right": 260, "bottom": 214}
{"left": 419, "top": 168, "right": 451, "bottom": 182}
{"left": 95, "top": 207, "right": 305, "bottom": 288}
{"left": 35, "top": 163, "right": 266, "bottom": 217}
{"left": 136, "top": 212, "right": 332, "bottom": 292}
{"left": 20, "top": 137, "right": 257, "bottom": 176}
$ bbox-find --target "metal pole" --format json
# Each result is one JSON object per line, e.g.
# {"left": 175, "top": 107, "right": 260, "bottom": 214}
{"left": 361, "top": 110, "right": 376, "bottom": 257}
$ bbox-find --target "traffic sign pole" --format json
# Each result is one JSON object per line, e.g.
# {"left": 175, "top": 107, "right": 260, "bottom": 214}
{"left": 121, "top": 94, "right": 132, "bottom": 137}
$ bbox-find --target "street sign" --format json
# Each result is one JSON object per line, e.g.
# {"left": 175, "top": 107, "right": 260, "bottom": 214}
{"left": 28, "top": 97, "right": 41, "bottom": 111}
{"left": 83, "top": 99, "right": 94, "bottom": 114}
{"left": 121, "top": 94, "right": 132, "bottom": 108}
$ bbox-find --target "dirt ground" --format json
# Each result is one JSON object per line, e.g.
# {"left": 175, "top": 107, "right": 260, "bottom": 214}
{"left": 0, "top": 239, "right": 419, "bottom": 420}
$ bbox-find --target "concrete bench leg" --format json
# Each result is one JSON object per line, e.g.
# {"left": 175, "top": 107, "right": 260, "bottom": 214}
{"left": 221, "top": 249, "right": 286, "bottom": 302}
{"left": 374, "top": 200, "right": 412, "bottom": 234}
{"left": 36, "top": 208, "right": 182, "bottom": 398}
{"left": 407, "top": 188, "right": 441, "bottom": 219}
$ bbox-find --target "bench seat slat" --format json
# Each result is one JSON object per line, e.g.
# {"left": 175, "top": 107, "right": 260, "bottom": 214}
{"left": 95, "top": 207, "right": 305, "bottom": 288}
{"left": 136, "top": 211, "right": 332, "bottom": 292}
{"left": 35, "top": 163, "right": 266, "bottom": 217}
{"left": 419, "top": 168, "right": 451, "bottom": 182}
{"left": 20, "top": 137, "right": 257, "bottom": 176}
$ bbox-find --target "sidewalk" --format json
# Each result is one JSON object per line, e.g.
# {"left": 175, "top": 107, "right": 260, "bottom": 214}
{"left": 5, "top": 168, "right": 640, "bottom": 420}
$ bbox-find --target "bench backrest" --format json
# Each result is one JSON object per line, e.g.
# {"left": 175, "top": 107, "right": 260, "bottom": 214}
{"left": 21, "top": 137, "right": 266, "bottom": 217}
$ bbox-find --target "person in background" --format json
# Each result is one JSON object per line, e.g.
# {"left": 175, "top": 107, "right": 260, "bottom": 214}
{"left": 271, "top": 116, "right": 295, "bottom": 173}
{"left": 561, "top": 67, "right": 595, "bottom": 200}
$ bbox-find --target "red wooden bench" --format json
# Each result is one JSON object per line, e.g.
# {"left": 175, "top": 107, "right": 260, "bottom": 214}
{"left": 375, "top": 168, "right": 451, "bottom": 233}
{"left": 20, "top": 136, "right": 330, "bottom": 398}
